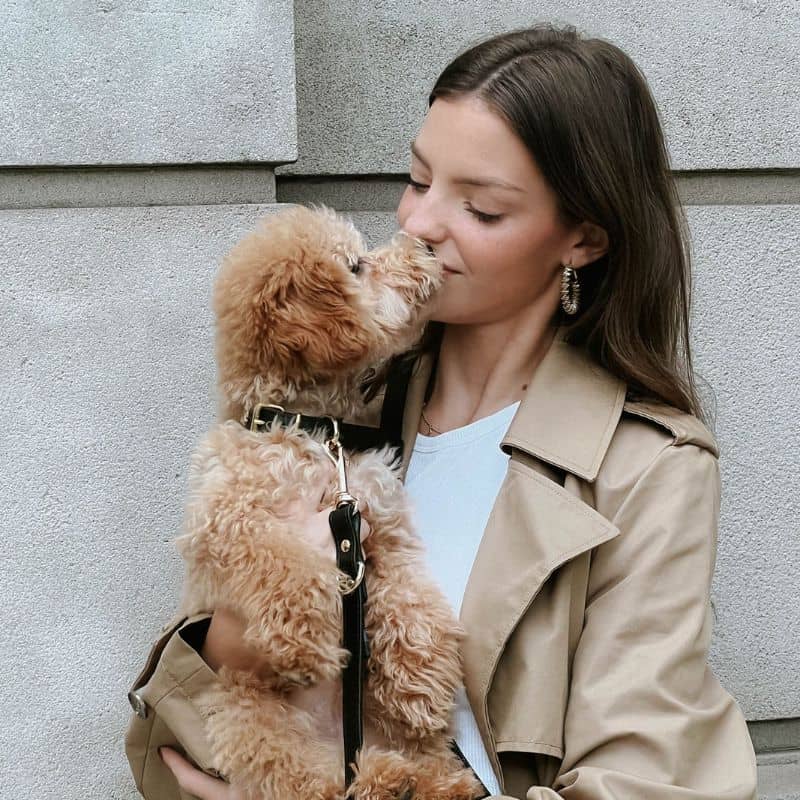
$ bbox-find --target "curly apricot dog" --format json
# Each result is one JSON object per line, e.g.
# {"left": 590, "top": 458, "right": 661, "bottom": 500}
{"left": 175, "top": 205, "right": 483, "bottom": 800}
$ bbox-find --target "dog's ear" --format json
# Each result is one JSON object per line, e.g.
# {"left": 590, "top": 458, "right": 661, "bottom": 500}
{"left": 213, "top": 242, "right": 373, "bottom": 392}
{"left": 257, "top": 260, "right": 374, "bottom": 377}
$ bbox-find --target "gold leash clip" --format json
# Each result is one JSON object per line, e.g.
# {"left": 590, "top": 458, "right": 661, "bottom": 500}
{"left": 323, "top": 417, "right": 358, "bottom": 508}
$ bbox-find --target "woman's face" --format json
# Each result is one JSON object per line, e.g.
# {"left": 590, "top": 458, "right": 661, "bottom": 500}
{"left": 396, "top": 95, "right": 577, "bottom": 326}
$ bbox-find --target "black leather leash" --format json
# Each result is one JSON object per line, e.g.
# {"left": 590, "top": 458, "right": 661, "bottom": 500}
{"left": 328, "top": 500, "right": 368, "bottom": 787}
{"left": 242, "top": 357, "right": 414, "bottom": 788}
{"left": 326, "top": 359, "right": 413, "bottom": 786}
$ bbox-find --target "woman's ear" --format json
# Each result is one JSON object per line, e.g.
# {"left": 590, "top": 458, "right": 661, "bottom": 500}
{"left": 567, "top": 221, "right": 609, "bottom": 269}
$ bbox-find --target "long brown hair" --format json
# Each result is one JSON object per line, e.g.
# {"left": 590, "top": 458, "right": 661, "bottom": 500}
{"left": 376, "top": 24, "right": 709, "bottom": 423}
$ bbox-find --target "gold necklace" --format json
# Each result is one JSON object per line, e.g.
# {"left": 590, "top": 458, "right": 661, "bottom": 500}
{"left": 420, "top": 403, "right": 443, "bottom": 435}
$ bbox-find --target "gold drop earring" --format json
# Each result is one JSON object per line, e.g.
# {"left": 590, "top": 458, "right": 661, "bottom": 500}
{"left": 560, "top": 261, "right": 580, "bottom": 315}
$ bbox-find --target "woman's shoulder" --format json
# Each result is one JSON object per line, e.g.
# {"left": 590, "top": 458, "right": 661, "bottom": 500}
{"left": 593, "top": 395, "right": 720, "bottom": 521}
{"left": 620, "top": 396, "right": 719, "bottom": 457}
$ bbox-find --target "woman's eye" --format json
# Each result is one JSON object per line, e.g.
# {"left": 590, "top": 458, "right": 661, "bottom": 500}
{"left": 467, "top": 205, "right": 502, "bottom": 224}
{"left": 406, "top": 178, "right": 428, "bottom": 192}
{"left": 405, "top": 178, "right": 501, "bottom": 224}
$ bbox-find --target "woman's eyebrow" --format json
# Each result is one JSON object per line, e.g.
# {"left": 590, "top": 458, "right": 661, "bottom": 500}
{"left": 410, "top": 139, "right": 525, "bottom": 193}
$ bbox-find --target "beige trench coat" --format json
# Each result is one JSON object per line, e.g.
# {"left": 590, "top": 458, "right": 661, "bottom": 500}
{"left": 392, "top": 325, "right": 758, "bottom": 800}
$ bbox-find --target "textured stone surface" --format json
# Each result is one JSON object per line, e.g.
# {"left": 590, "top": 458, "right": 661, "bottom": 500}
{"left": 1, "top": 0, "right": 297, "bottom": 166}
{"left": 688, "top": 205, "right": 800, "bottom": 720}
{"left": 0, "top": 166, "right": 278, "bottom": 208}
{"left": 757, "top": 750, "right": 800, "bottom": 800}
{"left": 279, "top": 0, "right": 800, "bottom": 175}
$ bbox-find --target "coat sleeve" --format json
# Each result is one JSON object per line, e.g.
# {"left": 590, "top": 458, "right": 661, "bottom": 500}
{"left": 510, "top": 442, "right": 758, "bottom": 800}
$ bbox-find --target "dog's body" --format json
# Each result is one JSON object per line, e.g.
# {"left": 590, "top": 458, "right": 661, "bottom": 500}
{"left": 175, "top": 205, "right": 483, "bottom": 800}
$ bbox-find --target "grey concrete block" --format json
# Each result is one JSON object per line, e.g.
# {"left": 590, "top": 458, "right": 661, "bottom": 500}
{"left": 1, "top": 1, "right": 297, "bottom": 166}
{"left": 757, "top": 750, "right": 800, "bottom": 800}
{"left": 0, "top": 166, "right": 278, "bottom": 209}
{"left": 279, "top": 177, "right": 408, "bottom": 212}
{"left": 688, "top": 205, "right": 800, "bottom": 720}
{"left": 751, "top": 719, "right": 800, "bottom": 755}
{"left": 277, "top": 173, "right": 800, "bottom": 213}
{"left": 279, "top": 0, "right": 799, "bottom": 175}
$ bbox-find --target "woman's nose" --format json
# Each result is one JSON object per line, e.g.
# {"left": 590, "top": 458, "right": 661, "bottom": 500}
{"left": 399, "top": 191, "right": 447, "bottom": 245}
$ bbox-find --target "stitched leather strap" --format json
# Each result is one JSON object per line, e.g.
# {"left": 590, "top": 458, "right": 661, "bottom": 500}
{"left": 328, "top": 503, "right": 368, "bottom": 787}
{"left": 378, "top": 356, "right": 415, "bottom": 450}
{"left": 244, "top": 405, "right": 403, "bottom": 453}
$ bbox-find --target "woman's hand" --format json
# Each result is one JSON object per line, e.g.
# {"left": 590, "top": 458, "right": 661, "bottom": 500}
{"left": 292, "top": 501, "right": 372, "bottom": 557}
{"left": 159, "top": 748, "right": 247, "bottom": 800}
{"left": 200, "top": 606, "right": 261, "bottom": 674}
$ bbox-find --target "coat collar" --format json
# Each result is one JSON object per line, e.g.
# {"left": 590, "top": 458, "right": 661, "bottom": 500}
{"left": 399, "top": 324, "right": 628, "bottom": 482}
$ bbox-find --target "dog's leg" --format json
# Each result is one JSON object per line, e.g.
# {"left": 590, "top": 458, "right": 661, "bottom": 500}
{"left": 228, "top": 535, "right": 350, "bottom": 687}
{"left": 182, "top": 509, "right": 349, "bottom": 687}
{"left": 179, "top": 424, "right": 349, "bottom": 687}
{"left": 205, "top": 667, "right": 346, "bottom": 800}
{"left": 363, "top": 551, "right": 465, "bottom": 742}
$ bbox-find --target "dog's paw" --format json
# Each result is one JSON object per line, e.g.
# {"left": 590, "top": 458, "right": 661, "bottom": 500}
{"left": 349, "top": 745, "right": 484, "bottom": 800}
{"left": 348, "top": 747, "right": 417, "bottom": 800}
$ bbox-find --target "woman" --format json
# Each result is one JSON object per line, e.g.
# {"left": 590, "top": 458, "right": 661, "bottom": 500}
{"left": 159, "top": 24, "right": 758, "bottom": 799}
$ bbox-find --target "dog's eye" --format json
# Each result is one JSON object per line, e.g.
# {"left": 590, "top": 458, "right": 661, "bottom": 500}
{"left": 348, "top": 258, "right": 362, "bottom": 275}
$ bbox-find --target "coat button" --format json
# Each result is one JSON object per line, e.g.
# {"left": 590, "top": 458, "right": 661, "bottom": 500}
{"left": 128, "top": 690, "right": 148, "bottom": 719}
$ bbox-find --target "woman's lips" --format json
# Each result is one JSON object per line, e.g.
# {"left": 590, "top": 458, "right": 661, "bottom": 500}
{"left": 442, "top": 265, "right": 460, "bottom": 274}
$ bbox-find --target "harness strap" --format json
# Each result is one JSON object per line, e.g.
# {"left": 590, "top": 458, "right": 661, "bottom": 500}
{"left": 244, "top": 404, "right": 403, "bottom": 453}
{"left": 379, "top": 356, "right": 415, "bottom": 450}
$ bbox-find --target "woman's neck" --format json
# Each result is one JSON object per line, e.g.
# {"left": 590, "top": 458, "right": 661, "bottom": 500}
{"left": 422, "top": 315, "right": 558, "bottom": 433}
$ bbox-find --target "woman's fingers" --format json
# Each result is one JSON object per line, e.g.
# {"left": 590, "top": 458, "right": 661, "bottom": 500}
{"left": 200, "top": 607, "right": 262, "bottom": 674}
{"left": 159, "top": 747, "right": 238, "bottom": 800}
{"left": 301, "top": 506, "right": 372, "bottom": 557}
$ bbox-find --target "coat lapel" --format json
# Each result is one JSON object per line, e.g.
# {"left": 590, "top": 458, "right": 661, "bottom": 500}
{"left": 396, "top": 325, "right": 627, "bottom": 773}
{"left": 498, "top": 325, "right": 628, "bottom": 480}
{"left": 459, "top": 463, "right": 620, "bottom": 772}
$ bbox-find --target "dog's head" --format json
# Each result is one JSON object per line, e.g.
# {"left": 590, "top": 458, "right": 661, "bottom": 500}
{"left": 213, "top": 204, "right": 442, "bottom": 420}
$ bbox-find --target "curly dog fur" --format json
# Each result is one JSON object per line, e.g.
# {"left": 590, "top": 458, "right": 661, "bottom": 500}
{"left": 175, "top": 205, "right": 484, "bottom": 800}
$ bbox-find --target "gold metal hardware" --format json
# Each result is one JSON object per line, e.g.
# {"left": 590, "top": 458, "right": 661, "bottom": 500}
{"left": 128, "top": 690, "right": 148, "bottom": 719}
{"left": 337, "top": 561, "right": 365, "bottom": 594}
{"left": 340, "top": 539, "right": 351, "bottom": 553}
{"left": 249, "top": 403, "right": 302, "bottom": 433}
{"left": 323, "top": 417, "right": 359, "bottom": 508}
